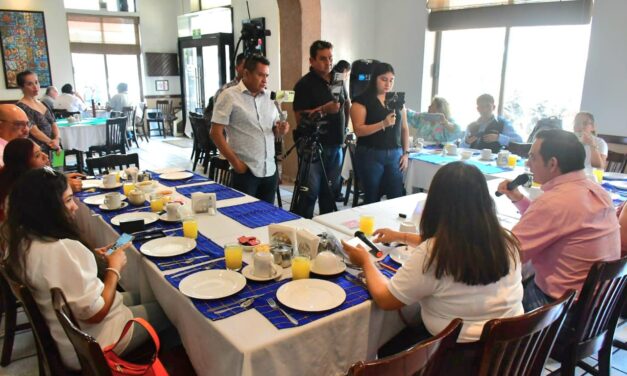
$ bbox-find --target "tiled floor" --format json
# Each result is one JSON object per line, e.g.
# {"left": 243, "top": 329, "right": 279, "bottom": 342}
{"left": 1, "top": 136, "right": 626, "bottom": 375}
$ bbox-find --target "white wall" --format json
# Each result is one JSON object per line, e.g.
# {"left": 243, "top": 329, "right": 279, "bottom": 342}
{"left": 231, "top": 0, "right": 281, "bottom": 91}
{"left": 580, "top": 0, "right": 627, "bottom": 137}
{"left": 0, "top": 0, "right": 73, "bottom": 101}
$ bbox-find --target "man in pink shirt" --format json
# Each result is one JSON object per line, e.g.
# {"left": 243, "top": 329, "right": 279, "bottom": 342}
{"left": 0, "top": 104, "right": 31, "bottom": 168}
{"left": 498, "top": 129, "right": 620, "bottom": 311}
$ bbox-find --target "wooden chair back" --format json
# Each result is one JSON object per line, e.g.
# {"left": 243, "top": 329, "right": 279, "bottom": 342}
{"left": 209, "top": 156, "right": 232, "bottom": 187}
{"left": 156, "top": 100, "right": 171, "bottom": 120}
{"left": 86, "top": 153, "right": 140, "bottom": 175}
{"left": 606, "top": 150, "right": 626, "bottom": 173}
{"left": 50, "top": 288, "right": 112, "bottom": 376}
{"left": 477, "top": 290, "right": 575, "bottom": 376}
{"left": 347, "top": 319, "right": 462, "bottom": 376}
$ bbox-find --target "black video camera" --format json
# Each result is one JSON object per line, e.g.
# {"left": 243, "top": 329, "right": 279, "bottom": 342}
{"left": 385, "top": 92, "right": 405, "bottom": 112}
{"left": 294, "top": 111, "right": 328, "bottom": 145}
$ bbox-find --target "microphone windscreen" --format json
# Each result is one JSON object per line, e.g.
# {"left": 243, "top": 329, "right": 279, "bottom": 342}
{"left": 270, "top": 91, "right": 276, "bottom": 101}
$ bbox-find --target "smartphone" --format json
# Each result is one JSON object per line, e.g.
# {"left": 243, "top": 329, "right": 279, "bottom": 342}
{"left": 106, "top": 233, "right": 134, "bottom": 255}
{"left": 420, "top": 113, "right": 443, "bottom": 122}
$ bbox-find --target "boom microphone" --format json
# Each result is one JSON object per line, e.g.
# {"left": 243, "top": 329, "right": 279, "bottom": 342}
{"left": 354, "top": 231, "right": 383, "bottom": 258}
{"left": 495, "top": 174, "right": 530, "bottom": 197}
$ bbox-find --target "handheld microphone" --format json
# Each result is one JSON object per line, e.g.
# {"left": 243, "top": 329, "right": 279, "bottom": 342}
{"left": 495, "top": 173, "right": 530, "bottom": 197}
{"left": 354, "top": 231, "right": 383, "bottom": 258}
{"left": 270, "top": 91, "right": 286, "bottom": 121}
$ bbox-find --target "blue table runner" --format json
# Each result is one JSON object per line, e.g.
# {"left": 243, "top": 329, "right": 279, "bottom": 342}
{"left": 410, "top": 153, "right": 509, "bottom": 174}
{"left": 176, "top": 183, "right": 244, "bottom": 201}
{"left": 217, "top": 201, "right": 300, "bottom": 228}
{"left": 146, "top": 170, "right": 209, "bottom": 187}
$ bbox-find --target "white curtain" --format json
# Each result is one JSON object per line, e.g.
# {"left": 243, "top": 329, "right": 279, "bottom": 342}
{"left": 427, "top": 0, "right": 578, "bottom": 11}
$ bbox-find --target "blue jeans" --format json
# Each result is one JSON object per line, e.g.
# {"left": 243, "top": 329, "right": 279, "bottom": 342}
{"left": 355, "top": 146, "right": 404, "bottom": 204}
{"left": 295, "top": 146, "right": 342, "bottom": 218}
{"left": 523, "top": 278, "right": 554, "bottom": 312}
{"left": 231, "top": 169, "right": 278, "bottom": 204}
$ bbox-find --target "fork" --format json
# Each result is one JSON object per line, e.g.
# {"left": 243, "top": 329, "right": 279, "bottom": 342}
{"left": 158, "top": 255, "right": 211, "bottom": 267}
{"left": 214, "top": 297, "right": 255, "bottom": 315}
{"left": 267, "top": 298, "right": 298, "bottom": 325}
{"left": 169, "top": 257, "right": 224, "bottom": 278}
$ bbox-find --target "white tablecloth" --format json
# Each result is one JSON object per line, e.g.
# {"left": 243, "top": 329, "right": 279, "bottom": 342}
{"left": 59, "top": 123, "right": 107, "bottom": 151}
{"left": 77, "top": 181, "right": 409, "bottom": 376}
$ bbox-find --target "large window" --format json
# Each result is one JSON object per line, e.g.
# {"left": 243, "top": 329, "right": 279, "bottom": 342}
{"left": 426, "top": 24, "right": 590, "bottom": 138}
{"left": 67, "top": 14, "right": 142, "bottom": 105}
{"left": 64, "top": 0, "right": 136, "bottom": 13}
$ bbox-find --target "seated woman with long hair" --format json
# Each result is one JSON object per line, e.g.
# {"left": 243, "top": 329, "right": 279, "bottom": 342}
{"left": 406, "top": 96, "right": 462, "bottom": 143}
{"left": 0, "top": 138, "right": 49, "bottom": 221}
{"left": 342, "top": 162, "right": 523, "bottom": 353}
{"left": 0, "top": 168, "right": 171, "bottom": 370}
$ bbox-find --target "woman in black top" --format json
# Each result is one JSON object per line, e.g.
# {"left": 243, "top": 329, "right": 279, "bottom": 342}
{"left": 350, "top": 63, "right": 409, "bottom": 204}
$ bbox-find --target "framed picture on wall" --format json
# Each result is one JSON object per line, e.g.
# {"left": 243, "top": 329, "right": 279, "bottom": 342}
{"left": 0, "top": 10, "right": 52, "bottom": 89}
{"left": 155, "top": 79, "right": 169, "bottom": 91}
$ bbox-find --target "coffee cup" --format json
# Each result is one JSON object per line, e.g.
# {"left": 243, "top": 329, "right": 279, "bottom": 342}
{"left": 461, "top": 150, "right": 473, "bottom": 160}
{"left": 102, "top": 173, "right": 117, "bottom": 188}
{"left": 253, "top": 250, "right": 274, "bottom": 278}
{"left": 481, "top": 149, "right": 492, "bottom": 160}
{"left": 313, "top": 251, "right": 341, "bottom": 273}
{"left": 127, "top": 189, "right": 146, "bottom": 206}
{"left": 445, "top": 144, "right": 457, "bottom": 155}
{"left": 166, "top": 202, "right": 181, "bottom": 220}
{"left": 399, "top": 221, "right": 417, "bottom": 233}
{"left": 103, "top": 192, "right": 122, "bottom": 209}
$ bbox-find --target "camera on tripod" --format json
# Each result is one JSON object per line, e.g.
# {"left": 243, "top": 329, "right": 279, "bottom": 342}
{"left": 385, "top": 92, "right": 406, "bottom": 111}
{"left": 294, "top": 111, "right": 328, "bottom": 144}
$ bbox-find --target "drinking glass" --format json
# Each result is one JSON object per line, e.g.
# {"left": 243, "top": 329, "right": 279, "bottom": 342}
{"left": 123, "top": 182, "right": 135, "bottom": 196}
{"left": 291, "top": 255, "right": 311, "bottom": 280}
{"left": 150, "top": 194, "right": 164, "bottom": 212}
{"left": 359, "top": 214, "right": 375, "bottom": 237}
{"left": 508, "top": 154, "right": 518, "bottom": 168}
{"left": 182, "top": 218, "right": 198, "bottom": 239}
{"left": 224, "top": 243, "right": 243, "bottom": 271}
{"left": 592, "top": 168, "right": 604, "bottom": 183}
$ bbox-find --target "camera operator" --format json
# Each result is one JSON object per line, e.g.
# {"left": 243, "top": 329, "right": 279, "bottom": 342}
{"left": 350, "top": 62, "right": 409, "bottom": 204}
{"left": 210, "top": 55, "right": 289, "bottom": 204}
{"left": 292, "top": 40, "right": 350, "bottom": 218}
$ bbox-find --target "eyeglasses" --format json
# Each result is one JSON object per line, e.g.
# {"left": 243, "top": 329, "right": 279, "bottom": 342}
{"left": 0, "top": 119, "right": 32, "bottom": 129}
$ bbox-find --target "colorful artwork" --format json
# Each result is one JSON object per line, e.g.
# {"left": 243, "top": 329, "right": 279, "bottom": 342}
{"left": 0, "top": 10, "right": 52, "bottom": 88}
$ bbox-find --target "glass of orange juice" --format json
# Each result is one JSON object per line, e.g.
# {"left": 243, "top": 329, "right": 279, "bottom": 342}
{"left": 224, "top": 243, "right": 243, "bottom": 271}
{"left": 592, "top": 168, "right": 604, "bottom": 183}
{"left": 359, "top": 214, "right": 375, "bottom": 237}
{"left": 507, "top": 154, "right": 518, "bottom": 168}
{"left": 182, "top": 217, "right": 198, "bottom": 239}
{"left": 150, "top": 194, "right": 164, "bottom": 212}
{"left": 123, "top": 182, "right": 135, "bottom": 196}
{"left": 291, "top": 255, "right": 311, "bottom": 280}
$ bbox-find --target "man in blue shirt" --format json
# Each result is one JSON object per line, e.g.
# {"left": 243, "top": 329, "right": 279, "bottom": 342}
{"left": 461, "top": 94, "right": 522, "bottom": 153}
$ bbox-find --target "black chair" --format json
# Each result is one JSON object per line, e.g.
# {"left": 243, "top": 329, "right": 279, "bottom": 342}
{"left": 148, "top": 100, "right": 177, "bottom": 138}
{"left": 606, "top": 150, "right": 627, "bottom": 173}
{"left": 550, "top": 257, "right": 627, "bottom": 376}
{"left": 190, "top": 113, "right": 218, "bottom": 174}
{"left": 0, "top": 267, "right": 76, "bottom": 375}
{"left": 343, "top": 140, "right": 364, "bottom": 207}
{"left": 136, "top": 102, "right": 149, "bottom": 143}
{"left": 109, "top": 111, "right": 123, "bottom": 118}
{"left": 88, "top": 117, "right": 127, "bottom": 157}
{"left": 527, "top": 116, "right": 562, "bottom": 143}
{"left": 86, "top": 153, "right": 139, "bottom": 175}
{"left": 122, "top": 106, "right": 139, "bottom": 148}
{"left": 53, "top": 109, "right": 80, "bottom": 119}
{"left": 507, "top": 142, "right": 532, "bottom": 158}
{"left": 50, "top": 288, "right": 112, "bottom": 376}
{"left": 0, "top": 273, "right": 31, "bottom": 367}
{"left": 346, "top": 319, "right": 462, "bottom": 376}
{"left": 208, "top": 156, "right": 232, "bottom": 186}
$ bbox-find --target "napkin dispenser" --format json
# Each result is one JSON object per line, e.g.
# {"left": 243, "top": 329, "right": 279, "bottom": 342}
{"left": 191, "top": 192, "right": 216, "bottom": 215}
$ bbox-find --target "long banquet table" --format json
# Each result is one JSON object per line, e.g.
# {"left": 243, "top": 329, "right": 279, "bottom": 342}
{"left": 75, "top": 173, "right": 411, "bottom": 376}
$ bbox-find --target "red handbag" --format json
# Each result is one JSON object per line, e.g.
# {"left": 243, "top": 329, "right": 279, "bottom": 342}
{"left": 103, "top": 318, "right": 169, "bottom": 376}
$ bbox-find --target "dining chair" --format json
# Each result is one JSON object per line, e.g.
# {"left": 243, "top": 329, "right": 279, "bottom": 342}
{"left": 155, "top": 100, "right": 177, "bottom": 137}
{"left": 343, "top": 139, "right": 364, "bottom": 207}
{"left": 0, "top": 272, "right": 31, "bottom": 367}
{"left": 208, "top": 156, "right": 232, "bottom": 186}
{"left": 88, "top": 117, "right": 127, "bottom": 157}
{"left": 550, "top": 257, "right": 627, "bottom": 376}
{"left": 606, "top": 150, "right": 627, "bottom": 173}
{"left": 475, "top": 290, "right": 575, "bottom": 376}
{"left": 507, "top": 142, "right": 532, "bottom": 158}
{"left": 52, "top": 109, "right": 81, "bottom": 119}
{"left": 136, "top": 102, "right": 150, "bottom": 143}
{"left": 190, "top": 113, "right": 218, "bottom": 174}
{"left": 346, "top": 318, "right": 462, "bottom": 376}
{"left": 122, "top": 106, "right": 139, "bottom": 148}
{"left": 0, "top": 266, "right": 75, "bottom": 376}
{"left": 86, "top": 153, "right": 139, "bottom": 175}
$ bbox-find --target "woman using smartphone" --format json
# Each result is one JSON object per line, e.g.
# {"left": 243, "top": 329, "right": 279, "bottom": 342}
{"left": 350, "top": 62, "right": 410, "bottom": 204}
{"left": 406, "top": 96, "right": 462, "bottom": 143}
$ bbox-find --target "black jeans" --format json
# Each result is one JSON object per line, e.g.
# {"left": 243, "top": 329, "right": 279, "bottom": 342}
{"left": 231, "top": 169, "right": 278, "bottom": 204}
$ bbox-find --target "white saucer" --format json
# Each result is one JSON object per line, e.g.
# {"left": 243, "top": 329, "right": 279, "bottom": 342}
{"left": 389, "top": 245, "right": 414, "bottom": 265}
{"left": 98, "top": 202, "right": 129, "bottom": 211}
{"left": 152, "top": 167, "right": 185, "bottom": 174}
{"left": 310, "top": 261, "right": 347, "bottom": 276}
{"left": 101, "top": 182, "right": 123, "bottom": 189}
{"left": 276, "top": 279, "right": 346, "bottom": 312}
{"left": 241, "top": 264, "right": 283, "bottom": 281}
{"left": 140, "top": 236, "right": 196, "bottom": 257}
{"left": 159, "top": 213, "right": 181, "bottom": 222}
{"left": 84, "top": 194, "right": 127, "bottom": 206}
{"left": 179, "top": 270, "right": 246, "bottom": 299}
{"left": 159, "top": 171, "right": 193, "bottom": 180}
{"left": 82, "top": 179, "right": 103, "bottom": 189}
{"left": 111, "top": 212, "right": 159, "bottom": 226}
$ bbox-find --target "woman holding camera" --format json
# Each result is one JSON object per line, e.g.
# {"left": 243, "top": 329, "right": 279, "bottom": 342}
{"left": 342, "top": 162, "right": 523, "bottom": 354}
{"left": 350, "top": 62, "right": 409, "bottom": 204}
{"left": 406, "top": 96, "right": 462, "bottom": 143}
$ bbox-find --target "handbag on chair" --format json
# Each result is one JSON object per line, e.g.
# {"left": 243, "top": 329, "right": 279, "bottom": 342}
{"left": 103, "top": 318, "right": 168, "bottom": 376}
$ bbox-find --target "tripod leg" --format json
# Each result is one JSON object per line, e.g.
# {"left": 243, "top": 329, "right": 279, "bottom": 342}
{"left": 315, "top": 145, "right": 338, "bottom": 213}
{"left": 289, "top": 147, "right": 313, "bottom": 214}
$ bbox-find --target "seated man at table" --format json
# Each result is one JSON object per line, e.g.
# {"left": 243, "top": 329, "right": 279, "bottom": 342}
{"left": 210, "top": 54, "right": 290, "bottom": 203}
{"left": 107, "top": 82, "right": 132, "bottom": 112}
{"left": 54, "top": 84, "right": 87, "bottom": 113}
{"left": 0, "top": 104, "right": 30, "bottom": 168}
{"left": 40, "top": 86, "right": 58, "bottom": 111}
{"left": 461, "top": 94, "right": 522, "bottom": 153}
{"left": 497, "top": 129, "right": 620, "bottom": 311}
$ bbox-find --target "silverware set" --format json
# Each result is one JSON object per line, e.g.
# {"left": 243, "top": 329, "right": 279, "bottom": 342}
{"left": 213, "top": 294, "right": 264, "bottom": 314}
{"left": 169, "top": 257, "right": 225, "bottom": 279}
{"left": 158, "top": 255, "right": 211, "bottom": 267}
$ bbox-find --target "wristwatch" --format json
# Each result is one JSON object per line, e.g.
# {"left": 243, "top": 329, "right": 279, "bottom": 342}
{"left": 403, "top": 150, "right": 410, "bottom": 155}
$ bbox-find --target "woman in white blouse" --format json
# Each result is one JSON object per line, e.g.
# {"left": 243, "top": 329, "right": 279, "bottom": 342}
{"left": 0, "top": 168, "right": 170, "bottom": 370}
{"left": 574, "top": 111, "right": 608, "bottom": 170}
{"left": 342, "top": 162, "right": 523, "bottom": 355}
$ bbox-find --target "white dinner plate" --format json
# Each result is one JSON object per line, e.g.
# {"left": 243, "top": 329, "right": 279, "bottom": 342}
{"left": 159, "top": 213, "right": 181, "bottom": 223}
{"left": 98, "top": 202, "right": 129, "bottom": 211}
{"left": 310, "top": 261, "right": 347, "bottom": 276}
{"left": 83, "top": 194, "right": 127, "bottom": 206}
{"left": 159, "top": 171, "right": 193, "bottom": 181}
{"left": 152, "top": 167, "right": 185, "bottom": 174}
{"left": 179, "top": 270, "right": 246, "bottom": 299}
{"left": 608, "top": 181, "right": 627, "bottom": 191}
{"left": 101, "top": 182, "right": 123, "bottom": 190}
{"left": 140, "top": 236, "right": 196, "bottom": 257}
{"left": 603, "top": 172, "right": 627, "bottom": 181}
{"left": 389, "top": 246, "right": 414, "bottom": 266}
{"left": 241, "top": 264, "right": 283, "bottom": 282}
{"left": 110, "top": 212, "right": 159, "bottom": 226}
{"left": 82, "top": 179, "right": 103, "bottom": 189}
{"left": 276, "top": 279, "right": 346, "bottom": 312}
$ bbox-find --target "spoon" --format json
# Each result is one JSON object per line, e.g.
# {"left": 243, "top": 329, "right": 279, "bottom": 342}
{"left": 214, "top": 297, "right": 255, "bottom": 314}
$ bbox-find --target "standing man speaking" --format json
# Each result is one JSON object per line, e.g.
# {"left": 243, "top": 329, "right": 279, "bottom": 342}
{"left": 210, "top": 55, "right": 289, "bottom": 203}
{"left": 293, "top": 40, "right": 350, "bottom": 218}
